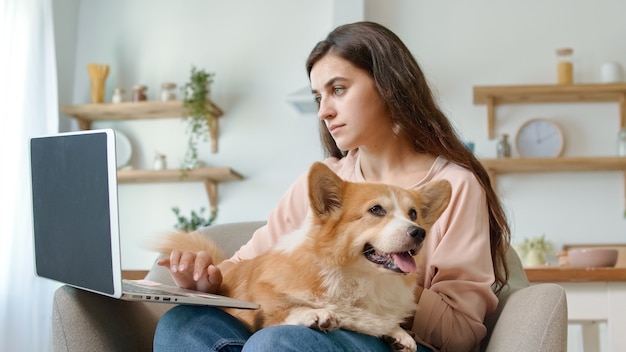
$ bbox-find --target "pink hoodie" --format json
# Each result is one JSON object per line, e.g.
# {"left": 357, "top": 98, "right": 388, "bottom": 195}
{"left": 223, "top": 149, "right": 498, "bottom": 351}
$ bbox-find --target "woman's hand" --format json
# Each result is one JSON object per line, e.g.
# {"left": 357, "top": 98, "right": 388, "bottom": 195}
{"left": 157, "top": 249, "right": 222, "bottom": 293}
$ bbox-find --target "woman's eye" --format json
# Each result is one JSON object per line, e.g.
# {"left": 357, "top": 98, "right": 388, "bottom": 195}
{"left": 408, "top": 209, "right": 417, "bottom": 221}
{"left": 369, "top": 205, "right": 386, "bottom": 217}
{"left": 314, "top": 95, "right": 321, "bottom": 103}
{"left": 333, "top": 87, "right": 345, "bottom": 95}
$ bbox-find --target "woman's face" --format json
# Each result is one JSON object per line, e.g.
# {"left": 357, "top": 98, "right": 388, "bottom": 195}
{"left": 310, "top": 54, "right": 392, "bottom": 152}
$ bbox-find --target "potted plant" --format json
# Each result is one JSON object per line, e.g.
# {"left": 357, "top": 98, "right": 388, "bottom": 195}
{"left": 180, "top": 66, "right": 216, "bottom": 172}
{"left": 172, "top": 206, "right": 217, "bottom": 232}
{"left": 515, "top": 234, "right": 554, "bottom": 267}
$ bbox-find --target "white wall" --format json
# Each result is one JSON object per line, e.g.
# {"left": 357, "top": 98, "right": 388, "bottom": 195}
{"left": 55, "top": 0, "right": 626, "bottom": 271}
{"left": 365, "top": 0, "right": 626, "bottom": 260}
{"left": 56, "top": 0, "right": 333, "bottom": 268}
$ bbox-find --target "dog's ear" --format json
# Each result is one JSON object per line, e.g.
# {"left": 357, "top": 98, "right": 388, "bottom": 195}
{"left": 308, "top": 162, "right": 344, "bottom": 217}
{"left": 414, "top": 179, "right": 452, "bottom": 226}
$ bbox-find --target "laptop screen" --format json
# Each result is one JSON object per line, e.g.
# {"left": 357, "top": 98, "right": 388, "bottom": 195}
{"left": 30, "top": 129, "right": 122, "bottom": 297}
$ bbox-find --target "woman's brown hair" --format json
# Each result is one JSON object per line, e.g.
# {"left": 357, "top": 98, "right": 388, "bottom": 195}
{"left": 306, "top": 21, "right": 511, "bottom": 293}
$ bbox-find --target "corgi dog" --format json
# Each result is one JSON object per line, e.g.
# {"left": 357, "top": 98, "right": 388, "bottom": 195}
{"left": 158, "top": 162, "right": 451, "bottom": 351}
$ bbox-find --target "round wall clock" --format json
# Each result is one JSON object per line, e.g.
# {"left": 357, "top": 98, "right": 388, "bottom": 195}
{"left": 515, "top": 118, "right": 565, "bottom": 158}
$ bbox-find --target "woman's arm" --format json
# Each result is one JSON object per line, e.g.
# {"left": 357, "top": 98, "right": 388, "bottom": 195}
{"left": 411, "top": 171, "right": 499, "bottom": 351}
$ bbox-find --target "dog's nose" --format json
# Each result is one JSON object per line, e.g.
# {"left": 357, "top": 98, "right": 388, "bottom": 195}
{"left": 407, "top": 226, "right": 426, "bottom": 243}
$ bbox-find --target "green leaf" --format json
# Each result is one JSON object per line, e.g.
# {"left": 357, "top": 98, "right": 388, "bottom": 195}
{"left": 171, "top": 206, "right": 217, "bottom": 231}
{"left": 180, "top": 65, "right": 216, "bottom": 173}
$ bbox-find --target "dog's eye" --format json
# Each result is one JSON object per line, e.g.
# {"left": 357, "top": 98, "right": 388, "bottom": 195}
{"left": 408, "top": 209, "right": 417, "bottom": 221}
{"left": 369, "top": 205, "right": 386, "bottom": 217}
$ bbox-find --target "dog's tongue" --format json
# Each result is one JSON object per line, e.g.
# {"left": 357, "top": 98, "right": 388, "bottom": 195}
{"left": 392, "top": 253, "right": 416, "bottom": 273}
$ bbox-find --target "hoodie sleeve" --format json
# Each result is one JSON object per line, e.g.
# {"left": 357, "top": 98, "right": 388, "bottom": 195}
{"left": 410, "top": 170, "right": 498, "bottom": 351}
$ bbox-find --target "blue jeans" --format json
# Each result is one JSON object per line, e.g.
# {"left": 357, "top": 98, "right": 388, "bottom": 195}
{"left": 154, "top": 305, "right": 432, "bottom": 352}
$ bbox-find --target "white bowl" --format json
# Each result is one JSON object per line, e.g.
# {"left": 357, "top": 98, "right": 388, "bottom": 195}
{"left": 568, "top": 248, "right": 618, "bottom": 268}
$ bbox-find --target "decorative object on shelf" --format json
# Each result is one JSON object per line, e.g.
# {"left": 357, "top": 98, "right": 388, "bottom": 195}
{"left": 112, "top": 87, "right": 124, "bottom": 104}
{"left": 496, "top": 134, "right": 511, "bottom": 158}
{"left": 618, "top": 127, "right": 626, "bottom": 156}
{"left": 181, "top": 66, "right": 216, "bottom": 172}
{"left": 132, "top": 84, "right": 148, "bottom": 102}
{"left": 172, "top": 206, "right": 216, "bottom": 232}
{"left": 567, "top": 248, "right": 618, "bottom": 268}
{"left": 515, "top": 118, "right": 565, "bottom": 158}
{"left": 555, "top": 47, "right": 573, "bottom": 85}
{"left": 153, "top": 152, "right": 167, "bottom": 170}
{"left": 161, "top": 82, "right": 177, "bottom": 101}
{"left": 113, "top": 130, "right": 132, "bottom": 169}
{"left": 87, "top": 63, "right": 109, "bottom": 103}
{"left": 601, "top": 62, "right": 623, "bottom": 83}
{"left": 516, "top": 234, "right": 554, "bottom": 267}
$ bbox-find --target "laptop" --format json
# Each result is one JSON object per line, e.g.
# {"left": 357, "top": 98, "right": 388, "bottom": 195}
{"left": 30, "top": 128, "right": 258, "bottom": 309}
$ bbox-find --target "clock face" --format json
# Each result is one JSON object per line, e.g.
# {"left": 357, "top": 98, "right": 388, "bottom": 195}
{"left": 515, "top": 118, "right": 564, "bottom": 158}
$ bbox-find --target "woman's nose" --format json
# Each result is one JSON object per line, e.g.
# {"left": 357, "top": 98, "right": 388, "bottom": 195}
{"left": 317, "top": 98, "right": 336, "bottom": 121}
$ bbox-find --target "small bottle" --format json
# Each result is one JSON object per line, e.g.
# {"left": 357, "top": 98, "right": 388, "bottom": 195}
{"left": 496, "top": 134, "right": 512, "bottom": 158}
{"left": 556, "top": 48, "right": 573, "bottom": 85}
{"left": 132, "top": 84, "right": 148, "bottom": 102}
{"left": 161, "top": 82, "right": 177, "bottom": 101}
{"left": 111, "top": 88, "right": 124, "bottom": 103}
{"left": 618, "top": 128, "right": 626, "bottom": 156}
{"left": 153, "top": 152, "right": 167, "bottom": 170}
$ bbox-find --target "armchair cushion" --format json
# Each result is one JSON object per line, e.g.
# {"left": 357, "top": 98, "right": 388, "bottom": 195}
{"left": 485, "top": 283, "right": 568, "bottom": 352}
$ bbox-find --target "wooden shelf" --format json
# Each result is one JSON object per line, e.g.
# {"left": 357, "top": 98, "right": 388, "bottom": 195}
{"left": 480, "top": 156, "right": 626, "bottom": 175}
{"left": 117, "top": 167, "right": 243, "bottom": 213}
{"left": 473, "top": 83, "right": 626, "bottom": 139}
{"left": 525, "top": 267, "right": 626, "bottom": 282}
{"left": 61, "top": 100, "right": 224, "bottom": 152}
{"left": 60, "top": 100, "right": 238, "bottom": 214}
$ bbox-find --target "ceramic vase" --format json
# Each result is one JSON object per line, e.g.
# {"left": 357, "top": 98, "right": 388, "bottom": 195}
{"left": 524, "top": 251, "right": 546, "bottom": 267}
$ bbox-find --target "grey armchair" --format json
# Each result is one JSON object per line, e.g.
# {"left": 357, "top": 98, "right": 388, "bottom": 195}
{"left": 52, "top": 221, "right": 567, "bottom": 351}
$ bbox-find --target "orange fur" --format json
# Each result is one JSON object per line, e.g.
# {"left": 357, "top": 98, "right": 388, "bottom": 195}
{"left": 158, "top": 162, "right": 451, "bottom": 352}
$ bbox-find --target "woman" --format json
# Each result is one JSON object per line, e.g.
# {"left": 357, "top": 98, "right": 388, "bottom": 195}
{"left": 154, "top": 21, "right": 510, "bottom": 352}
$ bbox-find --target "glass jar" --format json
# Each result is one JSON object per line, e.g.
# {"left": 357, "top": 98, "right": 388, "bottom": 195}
{"left": 496, "top": 134, "right": 512, "bottom": 158}
{"left": 111, "top": 88, "right": 124, "bottom": 104}
{"left": 161, "top": 82, "right": 177, "bottom": 101}
{"left": 556, "top": 48, "right": 573, "bottom": 85}
{"left": 618, "top": 127, "right": 626, "bottom": 156}
{"left": 132, "top": 84, "right": 148, "bottom": 102}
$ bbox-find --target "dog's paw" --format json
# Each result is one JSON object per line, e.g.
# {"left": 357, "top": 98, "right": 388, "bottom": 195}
{"left": 284, "top": 308, "right": 341, "bottom": 332}
{"left": 384, "top": 327, "right": 417, "bottom": 352}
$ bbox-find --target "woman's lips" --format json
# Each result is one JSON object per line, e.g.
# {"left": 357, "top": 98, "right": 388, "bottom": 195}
{"left": 328, "top": 124, "right": 345, "bottom": 134}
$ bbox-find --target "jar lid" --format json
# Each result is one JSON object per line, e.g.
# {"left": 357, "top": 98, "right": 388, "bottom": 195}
{"left": 132, "top": 84, "right": 147, "bottom": 90}
{"left": 113, "top": 87, "right": 124, "bottom": 93}
{"left": 556, "top": 48, "right": 573, "bottom": 56}
{"left": 161, "top": 82, "right": 177, "bottom": 89}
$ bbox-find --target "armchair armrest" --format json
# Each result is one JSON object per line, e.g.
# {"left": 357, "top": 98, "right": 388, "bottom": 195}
{"left": 52, "top": 285, "right": 171, "bottom": 352}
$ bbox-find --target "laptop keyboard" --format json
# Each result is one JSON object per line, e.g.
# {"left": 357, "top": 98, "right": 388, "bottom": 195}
{"left": 123, "top": 281, "right": 187, "bottom": 297}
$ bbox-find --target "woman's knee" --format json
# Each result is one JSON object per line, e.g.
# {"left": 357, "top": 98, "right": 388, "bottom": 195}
{"left": 242, "top": 325, "right": 391, "bottom": 352}
{"left": 154, "top": 305, "right": 251, "bottom": 352}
